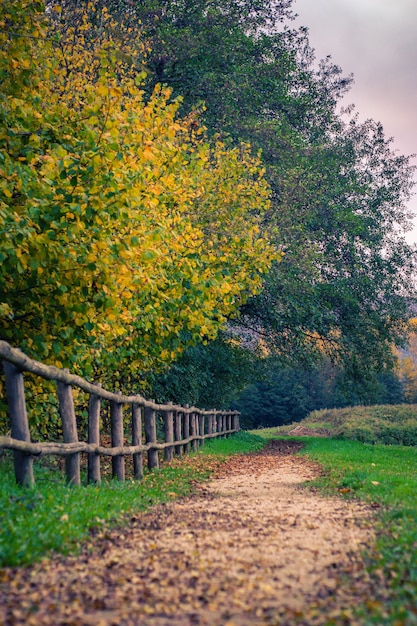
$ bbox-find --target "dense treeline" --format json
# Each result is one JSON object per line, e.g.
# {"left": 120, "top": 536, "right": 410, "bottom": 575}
{"left": 1, "top": 0, "right": 416, "bottom": 427}
{"left": 233, "top": 360, "right": 406, "bottom": 429}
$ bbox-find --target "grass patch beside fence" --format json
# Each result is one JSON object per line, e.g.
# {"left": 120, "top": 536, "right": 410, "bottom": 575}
{"left": 0, "top": 431, "right": 265, "bottom": 568}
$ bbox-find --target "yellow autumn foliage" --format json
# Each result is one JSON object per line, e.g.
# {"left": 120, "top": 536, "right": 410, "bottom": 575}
{"left": 0, "top": 1, "right": 278, "bottom": 384}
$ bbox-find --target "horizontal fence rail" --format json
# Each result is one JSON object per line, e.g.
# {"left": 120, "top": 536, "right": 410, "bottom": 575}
{"left": 0, "top": 341, "right": 240, "bottom": 486}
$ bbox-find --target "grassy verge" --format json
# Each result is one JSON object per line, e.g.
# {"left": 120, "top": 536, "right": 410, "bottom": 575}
{"left": 0, "top": 431, "right": 265, "bottom": 568}
{"left": 261, "top": 434, "right": 417, "bottom": 624}
{"left": 276, "top": 404, "right": 417, "bottom": 446}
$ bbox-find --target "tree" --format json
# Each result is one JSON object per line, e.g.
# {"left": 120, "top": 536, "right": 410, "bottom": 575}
{"left": 122, "top": 0, "right": 416, "bottom": 376}
{"left": 0, "top": 1, "right": 276, "bottom": 384}
{"left": 145, "top": 332, "right": 262, "bottom": 407}
{"left": 242, "top": 114, "right": 416, "bottom": 374}
{"left": 396, "top": 320, "right": 417, "bottom": 403}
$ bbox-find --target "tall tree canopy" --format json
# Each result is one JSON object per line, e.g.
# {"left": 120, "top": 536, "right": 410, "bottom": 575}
{"left": 124, "top": 0, "right": 416, "bottom": 379}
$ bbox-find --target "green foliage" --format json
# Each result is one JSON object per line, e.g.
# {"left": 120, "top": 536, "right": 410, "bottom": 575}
{"left": 299, "top": 438, "right": 417, "bottom": 623}
{"left": 234, "top": 368, "right": 315, "bottom": 429}
{"left": 127, "top": 0, "right": 416, "bottom": 376}
{"left": 233, "top": 359, "right": 405, "bottom": 429}
{"left": 145, "top": 333, "right": 261, "bottom": 408}
{"left": 0, "top": 431, "right": 265, "bottom": 566}
{"left": 2, "top": 0, "right": 415, "bottom": 431}
{"left": 286, "top": 404, "right": 417, "bottom": 446}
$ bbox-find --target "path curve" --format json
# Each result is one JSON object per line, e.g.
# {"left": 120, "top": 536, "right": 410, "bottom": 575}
{"left": 0, "top": 441, "right": 376, "bottom": 625}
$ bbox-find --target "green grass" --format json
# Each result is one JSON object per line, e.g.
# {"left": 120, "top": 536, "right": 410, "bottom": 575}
{"left": 255, "top": 433, "right": 417, "bottom": 624}
{"left": 0, "top": 431, "right": 265, "bottom": 567}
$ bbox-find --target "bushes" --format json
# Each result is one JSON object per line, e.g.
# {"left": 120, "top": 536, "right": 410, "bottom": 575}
{"left": 286, "top": 404, "right": 417, "bottom": 446}
{"left": 377, "top": 425, "right": 417, "bottom": 446}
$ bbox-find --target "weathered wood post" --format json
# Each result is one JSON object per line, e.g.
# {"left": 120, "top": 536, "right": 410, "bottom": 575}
{"left": 174, "top": 410, "right": 182, "bottom": 456}
{"left": 3, "top": 361, "right": 34, "bottom": 487}
{"left": 217, "top": 412, "right": 222, "bottom": 436}
{"left": 207, "top": 411, "right": 213, "bottom": 439}
{"left": 164, "top": 402, "right": 174, "bottom": 462}
{"left": 221, "top": 413, "right": 227, "bottom": 437}
{"left": 144, "top": 403, "right": 159, "bottom": 470}
{"left": 232, "top": 412, "right": 240, "bottom": 432}
{"left": 110, "top": 394, "right": 125, "bottom": 481}
{"left": 199, "top": 412, "right": 205, "bottom": 447}
{"left": 57, "top": 376, "right": 80, "bottom": 486}
{"left": 183, "top": 406, "right": 190, "bottom": 453}
{"left": 88, "top": 391, "right": 101, "bottom": 484}
{"left": 212, "top": 411, "right": 217, "bottom": 435}
{"left": 132, "top": 403, "right": 143, "bottom": 480}
{"left": 191, "top": 412, "right": 198, "bottom": 452}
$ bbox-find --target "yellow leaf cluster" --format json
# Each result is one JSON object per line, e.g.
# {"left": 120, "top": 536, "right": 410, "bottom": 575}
{"left": 0, "top": 1, "right": 278, "bottom": 383}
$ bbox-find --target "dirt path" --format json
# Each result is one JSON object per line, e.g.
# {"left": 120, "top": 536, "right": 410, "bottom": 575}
{"left": 0, "top": 441, "right": 377, "bottom": 625}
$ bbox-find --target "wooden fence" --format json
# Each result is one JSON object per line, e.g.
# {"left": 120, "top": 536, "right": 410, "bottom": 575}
{"left": 0, "top": 341, "right": 240, "bottom": 487}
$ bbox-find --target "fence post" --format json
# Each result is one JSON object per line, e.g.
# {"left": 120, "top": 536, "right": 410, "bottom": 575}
{"left": 164, "top": 402, "right": 174, "bottom": 462}
{"left": 174, "top": 410, "right": 182, "bottom": 456}
{"left": 110, "top": 394, "right": 125, "bottom": 481}
{"left": 132, "top": 403, "right": 143, "bottom": 480}
{"left": 212, "top": 411, "right": 217, "bottom": 435}
{"left": 57, "top": 378, "right": 80, "bottom": 486}
{"left": 232, "top": 412, "right": 240, "bottom": 432}
{"left": 207, "top": 412, "right": 213, "bottom": 439}
{"left": 3, "top": 361, "right": 34, "bottom": 487}
{"left": 199, "top": 412, "right": 205, "bottom": 447}
{"left": 183, "top": 406, "right": 190, "bottom": 453}
{"left": 191, "top": 412, "right": 198, "bottom": 452}
{"left": 144, "top": 404, "right": 159, "bottom": 470}
{"left": 88, "top": 392, "right": 101, "bottom": 484}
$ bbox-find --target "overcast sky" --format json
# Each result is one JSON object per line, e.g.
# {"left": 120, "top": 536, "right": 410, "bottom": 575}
{"left": 292, "top": 0, "right": 417, "bottom": 244}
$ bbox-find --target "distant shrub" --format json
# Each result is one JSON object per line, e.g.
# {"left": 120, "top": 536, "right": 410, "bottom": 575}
{"left": 286, "top": 404, "right": 417, "bottom": 446}
{"left": 376, "top": 425, "right": 417, "bottom": 446}
{"left": 341, "top": 425, "right": 377, "bottom": 445}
